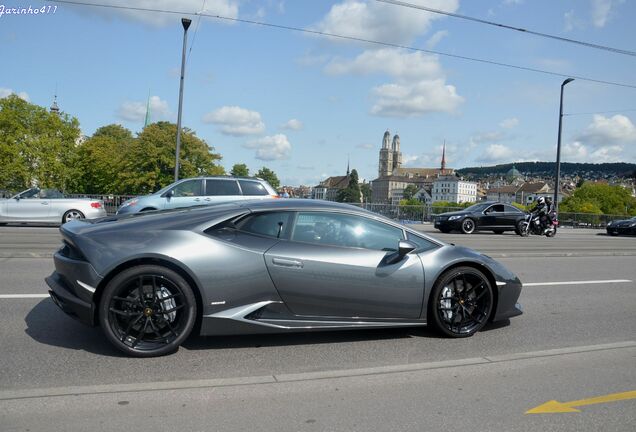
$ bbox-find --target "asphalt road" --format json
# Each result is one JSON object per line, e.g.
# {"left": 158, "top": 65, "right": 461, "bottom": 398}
{"left": 0, "top": 225, "right": 635, "bottom": 431}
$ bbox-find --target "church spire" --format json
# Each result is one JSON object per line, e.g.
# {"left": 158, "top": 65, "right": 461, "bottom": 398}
{"left": 346, "top": 154, "right": 350, "bottom": 176}
{"left": 441, "top": 141, "right": 447, "bottom": 171}
{"left": 50, "top": 85, "right": 60, "bottom": 115}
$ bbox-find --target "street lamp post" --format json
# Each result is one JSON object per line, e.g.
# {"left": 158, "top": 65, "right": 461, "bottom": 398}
{"left": 174, "top": 18, "right": 192, "bottom": 182}
{"left": 554, "top": 78, "right": 574, "bottom": 213}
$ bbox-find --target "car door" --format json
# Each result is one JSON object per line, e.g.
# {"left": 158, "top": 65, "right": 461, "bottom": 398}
{"left": 6, "top": 189, "right": 51, "bottom": 221}
{"left": 264, "top": 211, "right": 425, "bottom": 319}
{"left": 204, "top": 179, "right": 241, "bottom": 203}
{"left": 481, "top": 204, "right": 504, "bottom": 229}
{"left": 163, "top": 179, "right": 204, "bottom": 209}
{"left": 503, "top": 204, "right": 524, "bottom": 228}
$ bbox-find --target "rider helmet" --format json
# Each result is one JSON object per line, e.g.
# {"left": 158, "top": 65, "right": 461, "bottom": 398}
{"left": 536, "top": 196, "right": 545, "bottom": 205}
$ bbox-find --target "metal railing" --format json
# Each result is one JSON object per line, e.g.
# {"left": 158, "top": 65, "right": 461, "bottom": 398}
{"left": 62, "top": 194, "right": 632, "bottom": 228}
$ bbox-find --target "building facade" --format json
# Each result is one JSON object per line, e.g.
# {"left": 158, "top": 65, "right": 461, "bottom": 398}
{"left": 432, "top": 176, "right": 477, "bottom": 203}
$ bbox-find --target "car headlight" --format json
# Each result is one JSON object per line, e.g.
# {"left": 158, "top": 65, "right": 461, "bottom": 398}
{"left": 448, "top": 215, "right": 462, "bottom": 221}
{"left": 629, "top": 222, "right": 636, "bottom": 227}
{"left": 607, "top": 221, "right": 613, "bottom": 226}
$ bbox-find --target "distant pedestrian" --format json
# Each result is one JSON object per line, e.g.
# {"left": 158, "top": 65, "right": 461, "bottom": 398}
{"left": 281, "top": 188, "right": 290, "bottom": 198}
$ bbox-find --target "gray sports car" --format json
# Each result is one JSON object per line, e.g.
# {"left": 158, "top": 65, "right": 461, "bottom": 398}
{"left": 46, "top": 199, "right": 523, "bottom": 357}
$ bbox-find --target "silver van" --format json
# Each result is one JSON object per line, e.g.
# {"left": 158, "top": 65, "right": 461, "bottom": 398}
{"left": 116, "top": 177, "right": 279, "bottom": 214}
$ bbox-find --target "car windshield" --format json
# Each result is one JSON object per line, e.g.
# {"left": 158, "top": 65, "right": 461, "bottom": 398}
{"left": 463, "top": 203, "right": 490, "bottom": 212}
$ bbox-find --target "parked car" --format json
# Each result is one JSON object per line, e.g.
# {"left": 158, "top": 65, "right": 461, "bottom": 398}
{"left": 0, "top": 188, "right": 106, "bottom": 225}
{"left": 606, "top": 216, "right": 636, "bottom": 236}
{"left": 47, "top": 199, "right": 523, "bottom": 357}
{"left": 116, "top": 176, "right": 279, "bottom": 214}
{"left": 434, "top": 202, "right": 527, "bottom": 234}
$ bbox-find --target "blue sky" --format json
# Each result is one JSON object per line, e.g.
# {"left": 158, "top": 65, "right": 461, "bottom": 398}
{"left": 2, "top": 0, "right": 635, "bottom": 186}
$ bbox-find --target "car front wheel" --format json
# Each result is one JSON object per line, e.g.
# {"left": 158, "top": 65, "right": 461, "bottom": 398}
{"left": 430, "top": 266, "right": 493, "bottom": 338}
{"left": 99, "top": 265, "right": 197, "bottom": 357}
{"left": 461, "top": 218, "right": 475, "bottom": 234}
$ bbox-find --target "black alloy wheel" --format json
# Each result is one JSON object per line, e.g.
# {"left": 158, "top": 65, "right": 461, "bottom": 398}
{"left": 99, "top": 265, "right": 196, "bottom": 357}
{"left": 430, "top": 266, "right": 493, "bottom": 338}
{"left": 461, "top": 218, "right": 476, "bottom": 234}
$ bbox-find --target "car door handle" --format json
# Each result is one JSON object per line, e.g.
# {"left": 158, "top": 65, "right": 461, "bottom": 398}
{"left": 204, "top": 198, "right": 211, "bottom": 202}
{"left": 193, "top": 198, "right": 201, "bottom": 202}
{"left": 41, "top": 202, "right": 49, "bottom": 205}
{"left": 271, "top": 258, "right": 303, "bottom": 268}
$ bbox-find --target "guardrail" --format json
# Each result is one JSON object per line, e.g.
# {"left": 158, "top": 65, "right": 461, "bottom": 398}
{"left": 63, "top": 194, "right": 632, "bottom": 228}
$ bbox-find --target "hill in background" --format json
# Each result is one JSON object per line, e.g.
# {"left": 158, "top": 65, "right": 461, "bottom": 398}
{"left": 457, "top": 162, "right": 636, "bottom": 179}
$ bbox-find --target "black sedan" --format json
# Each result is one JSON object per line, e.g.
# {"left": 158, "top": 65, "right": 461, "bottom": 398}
{"left": 606, "top": 216, "right": 636, "bottom": 236}
{"left": 434, "top": 202, "right": 527, "bottom": 234}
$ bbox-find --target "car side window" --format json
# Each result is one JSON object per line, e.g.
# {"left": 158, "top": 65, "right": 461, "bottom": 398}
{"left": 236, "top": 212, "right": 292, "bottom": 238}
{"left": 488, "top": 204, "right": 504, "bottom": 213}
{"left": 291, "top": 212, "right": 404, "bottom": 251}
{"left": 406, "top": 233, "right": 438, "bottom": 252}
{"left": 20, "top": 189, "right": 40, "bottom": 199}
{"left": 170, "top": 180, "right": 202, "bottom": 197}
{"left": 503, "top": 205, "right": 522, "bottom": 213}
{"left": 239, "top": 180, "right": 269, "bottom": 196}
{"left": 206, "top": 180, "right": 240, "bottom": 196}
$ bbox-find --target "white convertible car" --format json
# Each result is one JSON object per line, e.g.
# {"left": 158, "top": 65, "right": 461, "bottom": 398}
{"left": 0, "top": 188, "right": 107, "bottom": 225}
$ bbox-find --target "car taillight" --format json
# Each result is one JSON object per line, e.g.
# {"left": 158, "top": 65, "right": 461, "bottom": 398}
{"left": 90, "top": 202, "right": 102, "bottom": 208}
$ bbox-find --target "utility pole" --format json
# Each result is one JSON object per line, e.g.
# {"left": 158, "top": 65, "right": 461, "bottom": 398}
{"left": 554, "top": 78, "right": 574, "bottom": 213}
{"left": 175, "top": 18, "right": 192, "bottom": 182}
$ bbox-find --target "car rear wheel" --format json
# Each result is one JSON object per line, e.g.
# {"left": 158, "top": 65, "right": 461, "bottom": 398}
{"left": 62, "top": 209, "right": 84, "bottom": 224}
{"left": 99, "top": 265, "right": 197, "bottom": 357}
{"left": 429, "top": 266, "right": 493, "bottom": 338}
{"left": 461, "top": 218, "right": 475, "bottom": 234}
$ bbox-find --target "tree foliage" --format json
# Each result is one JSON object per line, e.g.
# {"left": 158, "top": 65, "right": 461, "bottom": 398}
{"left": 559, "top": 182, "right": 635, "bottom": 216}
{"left": 0, "top": 95, "right": 80, "bottom": 191}
{"left": 256, "top": 166, "right": 280, "bottom": 190}
{"left": 336, "top": 169, "right": 362, "bottom": 203}
{"left": 402, "top": 184, "right": 419, "bottom": 200}
{"left": 230, "top": 163, "right": 249, "bottom": 177}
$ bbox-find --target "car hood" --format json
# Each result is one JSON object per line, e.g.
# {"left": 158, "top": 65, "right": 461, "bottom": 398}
{"left": 436, "top": 210, "right": 468, "bottom": 217}
{"left": 611, "top": 219, "right": 636, "bottom": 227}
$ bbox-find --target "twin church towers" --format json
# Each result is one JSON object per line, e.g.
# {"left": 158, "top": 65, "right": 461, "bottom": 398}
{"left": 378, "top": 130, "right": 403, "bottom": 178}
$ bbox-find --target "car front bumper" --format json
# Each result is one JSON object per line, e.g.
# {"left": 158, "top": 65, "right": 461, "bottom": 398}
{"left": 434, "top": 218, "right": 463, "bottom": 231}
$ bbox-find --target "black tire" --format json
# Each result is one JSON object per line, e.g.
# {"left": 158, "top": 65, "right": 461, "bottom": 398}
{"left": 429, "top": 266, "right": 493, "bottom": 338}
{"left": 62, "top": 209, "right": 85, "bottom": 224}
{"left": 492, "top": 230, "right": 504, "bottom": 234}
{"left": 99, "top": 265, "right": 197, "bottom": 357}
{"left": 546, "top": 226, "right": 557, "bottom": 238}
{"left": 517, "top": 220, "right": 529, "bottom": 237}
{"left": 460, "top": 218, "right": 476, "bottom": 234}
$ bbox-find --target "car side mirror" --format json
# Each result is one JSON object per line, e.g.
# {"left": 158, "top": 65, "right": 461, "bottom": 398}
{"left": 14, "top": 196, "right": 20, "bottom": 201}
{"left": 163, "top": 189, "right": 175, "bottom": 199}
{"left": 384, "top": 240, "right": 417, "bottom": 265}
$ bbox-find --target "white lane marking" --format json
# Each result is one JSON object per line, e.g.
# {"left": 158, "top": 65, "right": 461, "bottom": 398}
{"left": 524, "top": 279, "right": 632, "bottom": 287}
{"left": 0, "top": 294, "right": 49, "bottom": 299}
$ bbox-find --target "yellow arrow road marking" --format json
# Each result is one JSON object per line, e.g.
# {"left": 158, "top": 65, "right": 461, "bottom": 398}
{"left": 526, "top": 390, "right": 636, "bottom": 414}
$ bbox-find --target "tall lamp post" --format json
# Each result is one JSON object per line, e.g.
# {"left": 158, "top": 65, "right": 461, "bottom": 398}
{"left": 554, "top": 78, "right": 574, "bottom": 213}
{"left": 175, "top": 18, "right": 192, "bottom": 182}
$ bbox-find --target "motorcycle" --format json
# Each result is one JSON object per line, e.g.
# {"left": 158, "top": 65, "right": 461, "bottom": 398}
{"left": 518, "top": 211, "right": 558, "bottom": 237}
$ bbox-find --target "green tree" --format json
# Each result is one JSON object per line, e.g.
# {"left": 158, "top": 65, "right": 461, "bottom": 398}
{"left": 360, "top": 182, "right": 372, "bottom": 203}
{"left": 230, "top": 163, "right": 250, "bottom": 177}
{"left": 560, "top": 183, "right": 635, "bottom": 215}
{"left": 402, "top": 184, "right": 419, "bottom": 200}
{"left": 256, "top": 166, "right": 280, "bottom": 190}
{"left": 0, "top": 94, "right": 80, "bottom": 191}
{"left": 117, "top": 122, "right": 224, "bottom": 194}
{"left": 336, "top": 169, "right": 362, "bottom": 203}
{"left": 72, "top": 124, "right": 134, "bottom": 194}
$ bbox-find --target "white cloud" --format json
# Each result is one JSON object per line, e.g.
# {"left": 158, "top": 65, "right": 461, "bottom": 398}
{"left": 325, "top": 48, "right": 463, "bottom": 118}
{"left": 356, "top": 143, "right": 375, "bottom": 149}
{"left": 426, "top": 30, "right": 449, "bottom": 49}
{"left": 591, "top": 0, "right": 617, "bottom": 28}
{"left": 562, "top": 141, "right": 623, "bottom": 163}
{"left": 281, "top": 119, "right": 303, "bottom": 130}
{"left": 244, "top": 134, "right": 291, "bottom": 160}
{"left": 117, "top": 96, "right": 170, "bottom": 122}
{"left": 575, "top": 114, "right": 636, "bottom": 148}
{"left": 503, "top": 0, "right": 523, "bottom": 5}
{"left": 0, "top": 87, "right": 29, "bottom": 101}
{"left": 499, "top": 117, "right": 519, "bottom": 129}
{"left": 563, "top": 9, "right": 584, "bottom": 32}
{"left": 371, "top": 80, "right": 463, "bottom": 117}
{"left": 471, "top": 131, "right": 506, "bottom": 144}
{"left": 325, "top": 48, "right": 442, "bottom": 82}
{"left": 312, "top": 0, "right": 459, "bottom": 45}
{"left": 202, "top": 106, "right": 265, "bottom": 136}
{"left": 476, "top": 144, "right": 515, "bottom": 164}
{"left": 70, "top": 1, "right": 239, "bottom": 26}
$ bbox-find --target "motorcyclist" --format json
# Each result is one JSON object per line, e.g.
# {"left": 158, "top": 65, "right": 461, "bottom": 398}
{"left": 530, "top": 196, "right": 549, "bottom": 233}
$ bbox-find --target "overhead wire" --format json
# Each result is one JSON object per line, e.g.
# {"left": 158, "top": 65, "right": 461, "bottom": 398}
{"left": 45, "top": 0, "right": 636, "bottom": 89}
{"left": 374, "top": 0, "right": 636, "bottom": 57}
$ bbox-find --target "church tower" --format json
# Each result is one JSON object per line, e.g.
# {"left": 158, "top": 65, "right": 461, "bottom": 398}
{"left": 440, "top": 141, "right": 446, "bottom": 173}
{"left": 378, "top": 130, "right": 393, "bottom": 177}
{"left": 50, "top": 94, "right": 60, "bottom": 115}
{"left": 391, "top": 133, "right": 402, "bottom": 172}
